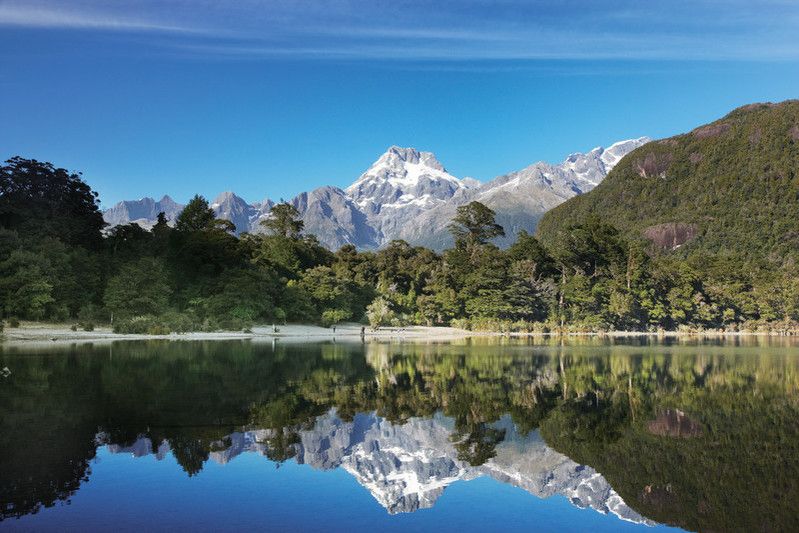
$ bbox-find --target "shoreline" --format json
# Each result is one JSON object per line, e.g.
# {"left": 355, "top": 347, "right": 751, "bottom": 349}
{"left": 2, "top": 322, "right": 798, "bottom": 346}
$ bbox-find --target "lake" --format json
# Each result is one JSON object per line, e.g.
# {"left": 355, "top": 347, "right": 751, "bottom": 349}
{"left": 1, "top": 337, "right": 798, "bottom": 532}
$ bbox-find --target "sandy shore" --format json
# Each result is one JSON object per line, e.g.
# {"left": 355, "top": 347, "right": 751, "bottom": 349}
{"left": 2, "top": 321, "right": 796, "bottom": 347}
{"left": 0, "top": 321, "right": 475, "bottom": 345}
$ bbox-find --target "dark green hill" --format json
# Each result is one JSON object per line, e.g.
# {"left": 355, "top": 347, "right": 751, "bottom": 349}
{"left": 537, "top": 100, "right": 799, "bottom": 263}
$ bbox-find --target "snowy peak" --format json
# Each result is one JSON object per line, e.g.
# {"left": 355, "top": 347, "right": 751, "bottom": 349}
{"left": 376, "top": 146, "right": 446, "bottom": 172}
{"left": 346, "top": 146, "right": 468, "bottom": 218}
{"left": 599, "top": 137, "right": 651, "bottom": 169}
{"left": 552, "top": 136, "right": 652, "bottom": 190}
{"left": 348, "top": 147, "right": 462, "bottom": 193}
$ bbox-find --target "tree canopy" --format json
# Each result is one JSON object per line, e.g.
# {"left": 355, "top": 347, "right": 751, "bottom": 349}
{"left": 0, "top": 157, "right": 104, "bottom": 248}
{"left": 448, "top": 201, "right": 505, "bottom": 248}
{"left": 1, "top": 154, "right": 797, "bottom": 334}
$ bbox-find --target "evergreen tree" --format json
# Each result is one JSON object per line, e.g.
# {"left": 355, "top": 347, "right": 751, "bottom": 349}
{"left": 448, "top": 201, "right": 505, "bottom": 248}
{"left": 261, "top": 202, "right": 304, "bottom": 238}
{"left": 0, "top": 157, "right": 104, "bottom": 248}
{"left": 175, "top": 195, "right": 217, "bottom": 233}
{"left": 104, "top": 257, "right": 172, "bottom": 319}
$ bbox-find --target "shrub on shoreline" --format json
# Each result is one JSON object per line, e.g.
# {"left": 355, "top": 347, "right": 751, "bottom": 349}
{"left": 111, "top": 311, "right": 254, "bottom": 335}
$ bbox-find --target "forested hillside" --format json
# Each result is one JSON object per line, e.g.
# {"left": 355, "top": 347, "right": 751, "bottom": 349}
{"left": 537, "top": 100, "right": 799, "bottom": 262}
{"left": 2, "top": 100, "right": 799, "bottom": 335}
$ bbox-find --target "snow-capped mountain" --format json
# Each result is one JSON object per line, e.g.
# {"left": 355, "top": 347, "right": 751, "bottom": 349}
{"left": 104, "top": 410, "right": 653, "bottom": 525}
{"left": 395, "top": 137, "right": 651, "bottom": 248}
{"left": 345, "top": 146, "right": 477, "bottom": 243}
{"left": 102, "top": 138, "right": 649, "bottom": 249}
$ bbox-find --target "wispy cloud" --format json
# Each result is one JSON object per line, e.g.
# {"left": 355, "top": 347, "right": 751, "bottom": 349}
{"left": 0, "top": 1, "right": 204, "bottom": 33}
{"left": 2, "top": 0, "right": 798, "bottom": 62}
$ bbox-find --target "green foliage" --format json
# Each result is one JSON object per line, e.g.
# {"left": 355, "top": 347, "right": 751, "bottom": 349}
{"left": 260, "top": 202, "right": 304, "bottom": 238}
{"left": 448, "top": 201, "right": 505, "bottom": 248}
{"left": 538, "top": 101, "right": 799, "bottom": 263}
{"left": 0, "top": 157, "right": 104, "bottom": 249}
{"left": 78, "top": 303, "right": 108, "bottom": 324}
{"left": 366, "top": 297, "right": 395, "bottom": 328}
{"left": 112, "top": 315, "right": 162, "bottom": 334}
{"left": 320, "top": 308, "right": 351, "bottom": 327}
{"left": 175, "top": 195, "right": 218, "bottom": 233}
{"left": 5, "top": 118, "right": 799, "bottom": 334}
{"left": 104, "top": 258, "right": 171, "bottom": 319}
{"left": 296, "top": 265, "right": 361, "bottom": 324}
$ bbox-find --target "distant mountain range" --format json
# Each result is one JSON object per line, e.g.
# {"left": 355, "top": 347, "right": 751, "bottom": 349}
{"left": 103, "top": 138, "right": 649, "bottom": 250}
{"left": 106, "top": 409, "right": 652, "bottom": 524}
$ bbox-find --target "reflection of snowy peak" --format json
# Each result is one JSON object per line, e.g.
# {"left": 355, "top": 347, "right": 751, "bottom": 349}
{"left": 103, "top": 411, "right": 651, "bottom": 524}
{"left": 295, "top": 412, "right": 470, "bottom": 514}
{"left": 293, "top": 411, "right": 650, "bottom": 522}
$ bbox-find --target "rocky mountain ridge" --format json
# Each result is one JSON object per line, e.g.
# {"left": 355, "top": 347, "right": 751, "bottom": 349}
{"left": 103, "top": 138, "right": 649, "bottom": 250}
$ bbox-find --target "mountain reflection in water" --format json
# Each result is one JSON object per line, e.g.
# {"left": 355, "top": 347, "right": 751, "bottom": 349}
{"left": 2, "top": 337, "right": 798, "bottom": 532}
{"left": 103, "top": 411, "right": 647, "bottom": 522}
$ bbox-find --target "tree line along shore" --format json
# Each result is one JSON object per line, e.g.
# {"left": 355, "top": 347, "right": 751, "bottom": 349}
{"left": 0, "top": 156, "right": 798, "bottom": 337}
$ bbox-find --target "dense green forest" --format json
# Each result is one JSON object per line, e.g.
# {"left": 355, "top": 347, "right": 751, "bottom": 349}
{"left": 0, "top": 148, "right": 798, "bottom": 334}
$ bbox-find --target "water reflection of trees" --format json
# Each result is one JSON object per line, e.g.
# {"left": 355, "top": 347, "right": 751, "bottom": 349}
{"left": 2, "top": 338, "right": 799, "bottom": 530}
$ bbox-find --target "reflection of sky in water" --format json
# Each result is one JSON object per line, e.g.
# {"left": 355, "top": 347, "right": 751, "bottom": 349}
{"left": 3, "top": 445, "right": 681, "bottom": 532}
{"left": 4, "top": 337, "right": 798, "bottom": 531}
{"left": 96, "top": 411, "right": 653, "bottom": 521}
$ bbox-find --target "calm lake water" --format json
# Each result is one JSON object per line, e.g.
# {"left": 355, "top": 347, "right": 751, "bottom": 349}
{"left": 1, "top": 337, "right": 798, "bottom": 532}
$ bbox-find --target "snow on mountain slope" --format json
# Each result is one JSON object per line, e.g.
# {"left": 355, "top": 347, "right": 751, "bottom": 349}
{"left": 346, "top": 146, "right": 469, "bottom": 209}
{"left": 344, "top": 146, "right": 476, "bottom": 246}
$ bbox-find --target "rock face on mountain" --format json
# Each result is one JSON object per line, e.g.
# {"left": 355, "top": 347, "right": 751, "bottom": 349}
{"left": 291, "top": 186, "right": 380, "bottom": 249}
{"left": 105, "top": 410, "right": 652, "bottom": 525}
{"left": 345, "top": 146, "right": 476, "bottom": 245}
{"left": 210, "top": 191, "right": 260, "bottom": 234}
{"left": 102, "top": 138, "right": 648, "bottom": 249}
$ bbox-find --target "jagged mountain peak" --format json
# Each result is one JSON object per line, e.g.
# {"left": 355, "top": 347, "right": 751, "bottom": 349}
{"left": 377, "top": 146, "right": 447, "bottom": 171}
{"left": 347, "top": 146, "right": 460, "bottom": 193}
{"left": 211, "top": 190, "right": 248, "bottom": 207}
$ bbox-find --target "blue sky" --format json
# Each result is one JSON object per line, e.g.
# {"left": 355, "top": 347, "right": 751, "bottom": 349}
{"left": 1, "top": 0, "right": 798, "bottom": 207}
